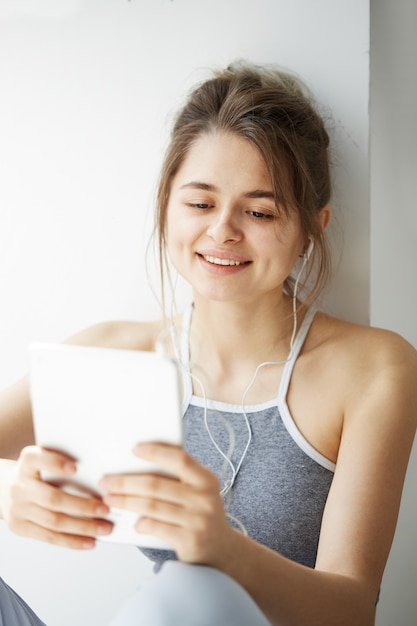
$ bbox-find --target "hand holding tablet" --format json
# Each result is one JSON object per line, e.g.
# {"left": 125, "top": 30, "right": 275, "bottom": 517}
{"left": 28, "top": 342, "right": 183, "bottom": 548}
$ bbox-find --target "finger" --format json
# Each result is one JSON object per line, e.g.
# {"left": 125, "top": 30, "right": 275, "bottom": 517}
{"left": 100, "top": 472, "right": 185, "bottom": 505}
{"left": 19, "top": 445, "right": 76, "bottom": 478}
{"left": 132, "top": 443, "right": 219, "bottom": 490}
{"left": 103, "top": 492, "right": 186, "bottom": 526}
{"left": 23, "top": 501, "right": 113, "bottom": 539}
{"left": 10, "top": 516, "right": 98, "bottom": 550}
{"left": 135, "top": 515, "right": 186, "bottom": 545}
{"left": 101, "top": 473, "right": 217, "bottom": 519}
{"left": 133, "top": 515, "right": 213, "bottom": 559}
{"left": 8, "top": 477, "right": 113, "bottom": 541}
{"left": 31, "top": 478, "right": 110, "bottom": 519}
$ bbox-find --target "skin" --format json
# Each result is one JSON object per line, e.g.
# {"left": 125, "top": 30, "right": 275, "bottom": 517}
{"left": 0, "top": 131, "right": 416, "bottom": 626}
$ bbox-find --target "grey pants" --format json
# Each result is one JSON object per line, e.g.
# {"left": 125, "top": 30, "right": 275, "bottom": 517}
{"left": 0, "top": 578, "right": 47, "bottom": 626}
{"left": 1, "top": 561, "right": 271, "bottom": 625}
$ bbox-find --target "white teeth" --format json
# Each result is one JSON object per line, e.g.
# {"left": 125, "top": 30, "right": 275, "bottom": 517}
{"left": 203, "top": 255, "right": 241, "bottom": 266}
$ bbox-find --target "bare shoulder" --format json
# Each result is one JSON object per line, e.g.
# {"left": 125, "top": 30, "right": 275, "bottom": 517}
{"left": 312, "top": 311, "right": 417, "bottom": 424}
{"left": 64, "top": 318, "right": 167, "bottom": 352}
{"left": 291, "top": 311, "right": 417, "bottom": 462}
{"left": 314, "top": 311, "right": 417, "bottom": 371}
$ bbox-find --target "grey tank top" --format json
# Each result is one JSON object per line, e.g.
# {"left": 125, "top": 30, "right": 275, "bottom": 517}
{"left": 139, "top": 306, "right": 335, "bottom": 571}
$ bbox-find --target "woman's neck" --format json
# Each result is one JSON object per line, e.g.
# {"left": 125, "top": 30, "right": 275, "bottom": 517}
{"left": 190, "top": 294, "right": 299, "bottom": 371}
{"left": 182, "top": 294, "right": 305, "bottom": 404}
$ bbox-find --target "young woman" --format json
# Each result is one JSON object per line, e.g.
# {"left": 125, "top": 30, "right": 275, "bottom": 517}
{"left": 0, "top": 62, "right": 416, "bottom": 626}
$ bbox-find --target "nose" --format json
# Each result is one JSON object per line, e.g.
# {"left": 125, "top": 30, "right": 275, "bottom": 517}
{"left": 206, "top": 208, "right": 242, "bottom": 244}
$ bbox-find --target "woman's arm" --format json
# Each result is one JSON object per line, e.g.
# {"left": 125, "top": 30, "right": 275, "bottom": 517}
{"left": 0, "top": 376, "right": 35, "bottom": 518}
{"left": 0, "top": 377, "right": 35, "bottom": 460}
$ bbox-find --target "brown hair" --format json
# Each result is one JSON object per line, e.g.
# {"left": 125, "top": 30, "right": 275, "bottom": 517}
{"left": 154, "top": 60, "right": 332, "bottom": 306}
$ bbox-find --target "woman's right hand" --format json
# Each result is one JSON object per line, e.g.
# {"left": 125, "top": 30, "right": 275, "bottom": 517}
{"left": 1, "top": 445, "right": 113, "bottom": 549}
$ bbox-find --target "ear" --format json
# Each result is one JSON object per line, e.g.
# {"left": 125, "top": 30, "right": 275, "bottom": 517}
{"left": 318, "top": 204, "right": 331, "bottom": 230}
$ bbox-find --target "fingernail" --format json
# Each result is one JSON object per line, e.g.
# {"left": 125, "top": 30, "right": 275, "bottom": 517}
{"left": 98, "top": 477, "right": 109, "bottom": 490}
{"left": 133, "top": 443, "right": 146, "bottom": 455}
{"left": 96, "top": 523, "right": 112, "bottom": 536}
{"left": 96, "top": 503, "right": 109, "bottom": 516}
{"left": 64, "top": 461, "right": 76, "bottom": 475}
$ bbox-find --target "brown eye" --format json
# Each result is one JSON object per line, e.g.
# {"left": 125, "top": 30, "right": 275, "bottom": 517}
{"left": 248, "top": 210, "right": 274, "bottom": 220}
{"left": 188, "top": 203, "right": 212, "bottom": 209}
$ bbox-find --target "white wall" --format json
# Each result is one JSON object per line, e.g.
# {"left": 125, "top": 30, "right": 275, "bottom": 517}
{"left": 370, "top": 1, "right": 417, "bottom": 624}
{"left": 0, "top": 0, "right": 370, "bottom": 391}
{"left": 0, "top": 1, "right": 400, "bottom": 624}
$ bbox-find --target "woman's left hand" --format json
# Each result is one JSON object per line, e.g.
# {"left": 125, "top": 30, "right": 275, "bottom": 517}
{"left": 99, "top": 443, "right": 236, "bottom": 567}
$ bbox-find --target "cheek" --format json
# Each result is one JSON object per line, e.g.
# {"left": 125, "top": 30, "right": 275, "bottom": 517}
{"left": 166, "top": 204, "right": 198, "bottom": 251}
{"left": 271, "top": 219, "right": 304, "bottom": 262}
{"left": 262, "top": 234, "right": 303, "bottom": 281}
{"left": 166, "top": 215, "right": 181, "bottom": 248}
{"left": 165, "top": 210, "right": 190, "bottom": 270}
{"left": 165, "top": 206, "right": 179, "bottom": 250}
{"left": 165, "top": 228, "right": 178, "bottom": 264}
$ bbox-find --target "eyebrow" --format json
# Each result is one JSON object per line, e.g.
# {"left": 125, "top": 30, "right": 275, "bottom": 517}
{"left": 180, "top": 182, "right": 218, "bottom": 192}
{"left": 179, "top": 181, "right": 275, "bottom": 200}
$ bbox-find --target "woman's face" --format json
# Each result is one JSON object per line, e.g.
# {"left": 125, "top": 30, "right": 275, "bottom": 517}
{"left": 166, "top": 131, "right": 305, "bottom": 306}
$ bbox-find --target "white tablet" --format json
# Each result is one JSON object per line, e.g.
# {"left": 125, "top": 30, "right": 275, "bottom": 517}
{"left": 28, "top": 341, "right": 183, "bottom": 549}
